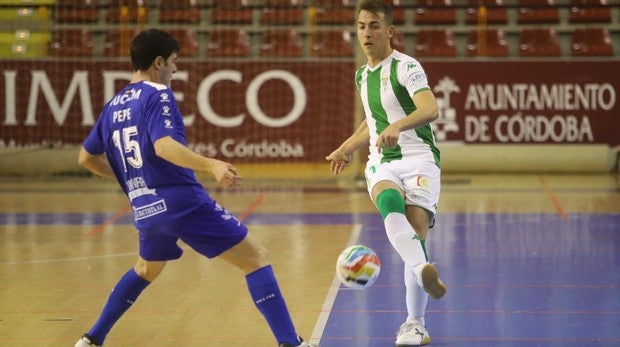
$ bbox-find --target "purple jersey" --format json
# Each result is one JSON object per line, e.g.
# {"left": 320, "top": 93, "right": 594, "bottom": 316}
{"left": 83, "top": 81, "right": 212, "bottom": 229}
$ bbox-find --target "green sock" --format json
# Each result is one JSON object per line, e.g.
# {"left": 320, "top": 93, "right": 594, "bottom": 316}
{"left": 376, "top": 188, "right": 405, "bottom": 219}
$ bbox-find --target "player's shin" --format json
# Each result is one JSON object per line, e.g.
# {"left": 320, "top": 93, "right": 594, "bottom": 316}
{"left": 405, "top": 263, "right": 429, "bottom": 325}
{"left": 87, "top": 268, "right": 150, "bottom": 344}
{"left": 377, "top": 189, "right": 428, "bottom": 267}
{"left": 246, "top": 265, "right": 300, "bottom": 346}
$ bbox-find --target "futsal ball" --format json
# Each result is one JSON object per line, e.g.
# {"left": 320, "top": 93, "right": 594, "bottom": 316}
{"left": 336, "top": 245, "right": 381, "bottom": 289}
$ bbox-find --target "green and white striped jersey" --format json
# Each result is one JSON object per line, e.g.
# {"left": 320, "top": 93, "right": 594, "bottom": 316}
{"left": 355, "top": 50, "right": 440, "bottom": 167}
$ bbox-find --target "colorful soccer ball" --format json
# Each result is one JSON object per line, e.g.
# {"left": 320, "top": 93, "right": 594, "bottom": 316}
{"left": 336, "top": 245, "right": 381, "bottom": 289}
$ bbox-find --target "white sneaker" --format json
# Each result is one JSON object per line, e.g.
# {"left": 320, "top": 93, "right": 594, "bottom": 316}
{"left": 395, "top": 320, "right": 430, "bottom": 346}
{"left": 74, "top": 334, "right": 101, "bottom": 347}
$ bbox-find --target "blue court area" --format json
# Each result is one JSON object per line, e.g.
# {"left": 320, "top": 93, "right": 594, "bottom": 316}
{"left": 317, "top": 212, "right": 620, "bottom": 347}
{"left": 1, "top": 211, "right": 618, "bottom": 346}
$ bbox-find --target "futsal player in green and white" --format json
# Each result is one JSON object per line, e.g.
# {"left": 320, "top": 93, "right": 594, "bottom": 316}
{"left": 326, "top": 1, "right": 447, "bottom": 346}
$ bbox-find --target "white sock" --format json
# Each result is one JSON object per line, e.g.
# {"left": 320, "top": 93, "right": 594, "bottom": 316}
{"left": 384, "top": 213, "right": 427, "bottom": 266}
{"left": 405, "top": 263, "right": 428, "bottom": 325}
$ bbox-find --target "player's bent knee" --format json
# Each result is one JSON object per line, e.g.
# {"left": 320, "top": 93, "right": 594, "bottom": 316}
{"left": 242, "top": 241, "right": 270, "bottom": 271}
{"left": 221, "top": 236, "right": 270, "bottom": 273}
{"left": 133, "top": 258, "right": 166, "bottom": 282}
{"left": 376, "top": 188, "right": 406, "bottom": 219}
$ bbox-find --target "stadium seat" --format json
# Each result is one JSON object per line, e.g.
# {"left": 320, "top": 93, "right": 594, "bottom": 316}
{"left": 391, "top": 30, "right": 405, "bottom": 52}
{"left": 569, "top": 0, "right": 611, "bottom": 23}
{"left": 570, "top": 27, "right": 613, "bottom": 56}
{"left": 0, "top": 30, "right": 50, "bottom": 58}
{"left": 465, "top": 0, "right": 508, "bottom": 24}
{"left": 211, "top": 0, "right": 252, "bottom": 24}
{"left": 207, "top": 29, "right": 250, "bottom": 57}
{"left": 414, "top": 0, "right": 456, "bottom": 25}
{"left": 260, "top": 29, "right": 303, "bottom": 57}
{"left": 169, "top": 28, "right": 199, "bottom": 57}
{"left": 519, "top": 27, "right": 561, "bottom": 56}
{"left": 313, "top": 0, "right": 355, "bottom": 25}
{"left": 260, "top": 0, "right": 304, "bottom": 25}
{"left": 0, "top": 5, "right": 52, "bottom": 30}
{"left": 103, "top": 29, "right": 139, "bottom": 56}
{"left": 385, "top": 0, "right": 405, "bottom": 25}
{"left": 48, "top": 28, "right": 93, "bottom": 56}
{"left": 310, "top": 30, "right": 353, "bottom": 57}
{"left": 414, "top": 29, "right": 456, "bottom": 57}
{"left": 54, "top": 0, "right": 99, "bottom": 23}
{"left": 517, "top": 0, "right": 559, "bottom": 23}
{"left": 466, "top": 28, "right": 509, "bottom": 57}
{"left": 159, "top": 0, "right": 201, "bottom": 24}
{"left": 106, "top": 0, "right": 148, "bottom": 24}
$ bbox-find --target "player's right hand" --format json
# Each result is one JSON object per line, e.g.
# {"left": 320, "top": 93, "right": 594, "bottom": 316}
{"left": 326, "top": 150, "right": 351, "bottom": 175}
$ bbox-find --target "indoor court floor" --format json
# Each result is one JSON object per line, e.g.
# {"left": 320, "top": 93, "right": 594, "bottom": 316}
{"left": 0, "top": 173, "right": 618, "bottom": 347}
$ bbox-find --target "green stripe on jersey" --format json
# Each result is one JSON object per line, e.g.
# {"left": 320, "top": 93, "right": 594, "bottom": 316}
{"left": 416, "top": 123, "right": 441, "bottom": 166}
{"left": 390, "top": 60, "right": 441, "bottom": 167}
{"left": 390, "top": 59, "right": 415, "bottom": 115}
{"left": 366, "top": 66, "right": 403, "bottom": 163}
{"left": 355, "top": 67, "right": 364, "bottom": 90}
{"left": 366, "top": 68, "right": 387, "bottom": 132}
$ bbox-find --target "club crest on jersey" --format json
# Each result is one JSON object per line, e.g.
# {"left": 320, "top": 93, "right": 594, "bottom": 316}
{"left": 381, "top": 72, "right": 389, "bottom": 91}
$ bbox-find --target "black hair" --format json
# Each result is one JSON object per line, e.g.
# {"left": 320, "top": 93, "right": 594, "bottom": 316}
{"left": 130, "top": 29, "right": 180, "bottom": 71}
{"left": 358, "top": 0, "right": 394, "bottom": 25}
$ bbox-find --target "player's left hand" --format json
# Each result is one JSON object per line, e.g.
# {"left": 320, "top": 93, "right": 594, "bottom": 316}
{"left": 211, "top": 160, "right": 242, "bottom": 189}
{"left": 376, "top": 125, "right": 400, "bottom": 152}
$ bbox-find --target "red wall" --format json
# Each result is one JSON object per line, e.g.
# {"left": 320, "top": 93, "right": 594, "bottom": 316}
{"left": 0, "top": 59, "right": 618, "bottom": 163}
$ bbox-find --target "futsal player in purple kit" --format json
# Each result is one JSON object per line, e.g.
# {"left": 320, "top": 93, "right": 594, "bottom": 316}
{"left": 74, "top": 29, "right": 316, "bottom": 347}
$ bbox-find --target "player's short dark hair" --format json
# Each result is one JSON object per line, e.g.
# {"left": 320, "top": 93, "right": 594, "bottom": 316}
{"left": 130, "top": 29, "right": 180, "bottom": 71}
{"left": 358, "top": 0, "right": 394, "bottom": 25}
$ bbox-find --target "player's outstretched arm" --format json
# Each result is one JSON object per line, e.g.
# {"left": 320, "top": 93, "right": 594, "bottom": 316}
{"left": 154, "top": 136, "right": 241, "bottom": 189}
{"left": 78, "top": 147, "right": 116, "bottom": 178}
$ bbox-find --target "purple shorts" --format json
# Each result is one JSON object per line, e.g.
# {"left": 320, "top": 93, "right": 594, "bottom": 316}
{"left": 137, "top": 201, "right": 248, "bottom": 261}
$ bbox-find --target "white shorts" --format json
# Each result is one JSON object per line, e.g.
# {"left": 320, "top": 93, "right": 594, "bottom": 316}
{"left": 364, "top": 159, "right": 441, "bottom": 215}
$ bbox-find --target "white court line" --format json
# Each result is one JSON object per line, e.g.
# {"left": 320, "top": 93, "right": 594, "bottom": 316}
{"left": 0, "top": 251, "right": 139, "bottom": 265}
{"left": 1, "top": 244, "right": 201, "bottom": 266}
{"left": 309, "top": 223, "right": 362, "bottom": 345}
